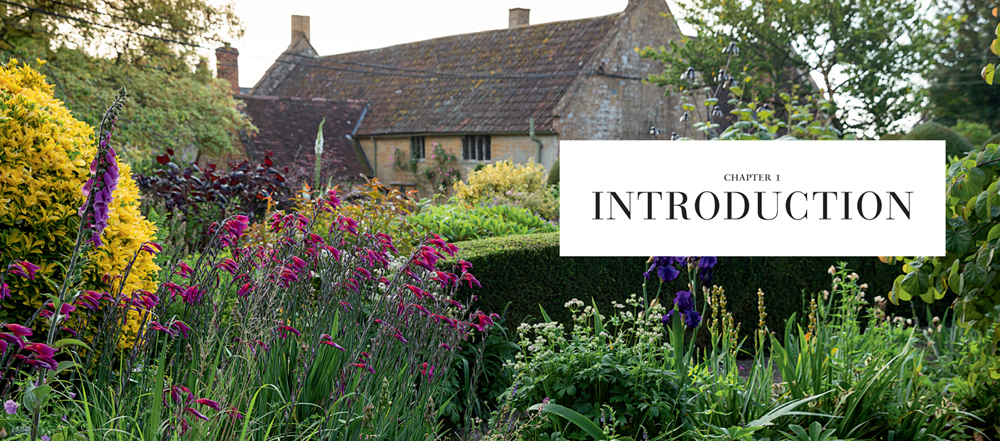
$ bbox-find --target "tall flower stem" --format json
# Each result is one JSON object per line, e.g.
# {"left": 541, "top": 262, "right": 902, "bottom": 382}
{"left": 47, "top": 87, "right": 127, "bottom": 347}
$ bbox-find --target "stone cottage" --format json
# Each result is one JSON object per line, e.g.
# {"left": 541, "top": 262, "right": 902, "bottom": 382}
{"left": 222, "top": 0, "right": 690, "bottom": 193}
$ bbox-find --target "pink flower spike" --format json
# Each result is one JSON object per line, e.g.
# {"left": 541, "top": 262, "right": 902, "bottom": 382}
{"left": 276, "top": 324, "right": 300, "bottom": 338}
{"left": 194, "top": 398, "right": 222, "bottom": 411}
{"left": 5, "top": 324, "right": 32, "bottom": 337}
{"left": 0, "top": 283, "right": 8, "bottom": 301}
{"left": 237, "top": 282, "right": 253, "bottom": 299}
{"left": 10, "top": 261, "right": 40, "bottom": 280}
{"left": 60, "top": 303, "right": 77, "bottom": 316}
{"left": 393, "top": 331, "right": 409, "bottom": 344}
{"left": 216, "top": 258, "right": 238, "bottom": 275}
{"left": 175, "top": 262, "right": 193, "bottom": 278}
{"left": 439, "top": 343, "right": 451, "bottom": 350}
{"left": 140, "top": 242, "right": 163, "bottom": 255}
{"left": 185, "top": 407, "right": 210, "bottom": 421}
{"left": 321, "top": 340, "right": 346, "bottom": 351}
{"left": 171, "top": 321, "right": 192, "bottom": 338}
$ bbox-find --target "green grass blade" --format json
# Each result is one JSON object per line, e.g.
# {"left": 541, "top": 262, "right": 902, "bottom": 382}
{"left": 528, "top": 403, "right": 608, "bottom": 440}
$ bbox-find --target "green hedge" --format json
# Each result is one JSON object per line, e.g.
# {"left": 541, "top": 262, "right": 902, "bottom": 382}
{"left": 452, "top": 233, "right": 953, "bottom": 343}
{"left": 901, "top": 122, "right": 975, "bottom": 159}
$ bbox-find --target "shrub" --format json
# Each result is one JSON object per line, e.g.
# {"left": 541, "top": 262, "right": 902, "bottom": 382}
{"left": 408, "top": 202, "right": 557, "bottom": 243}
{"left": 503, "top": 296, "right": 689, "bottom": 439}
{"left": 983, "top": 131, "right": 1000, "bottom": 148}
{"left": 136, "top": 147, "right": 291, "bottom": 260}
{"left": 901, "top": 122, "right": 975, "bottom": 158}
{"left": 951, "top": 119, "right": 992, "bottom": 147}
{"left": 0, "top": 60, "right": 159, "bottom": 325}
{"left": 453, "top": 160, "right": 558, "bottom": 220}
{"left": 546, "top": 159, "right": 560, "bottom": 186}
{"left": 449, "top": 233, "right": 933, "bottom": 344}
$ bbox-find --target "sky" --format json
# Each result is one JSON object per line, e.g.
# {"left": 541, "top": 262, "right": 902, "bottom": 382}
{"left": 227, "top": 0, "right": 683, "bottom": 89}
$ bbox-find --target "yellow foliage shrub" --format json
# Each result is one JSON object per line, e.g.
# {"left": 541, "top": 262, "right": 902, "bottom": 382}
{"left": 0, "top": 60, "right": 159, "bottom": 342}
{"left": 452, "top": 160, "right": 558, "bottom": 220}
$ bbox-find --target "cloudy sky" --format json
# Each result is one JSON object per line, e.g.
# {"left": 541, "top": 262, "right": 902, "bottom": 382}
{"left": 227, "top": 0, "right": 689, "bottom": 89}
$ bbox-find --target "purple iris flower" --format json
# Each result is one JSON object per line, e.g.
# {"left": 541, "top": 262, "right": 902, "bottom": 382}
{"left": 661, "top": 290, "right": 701, "bottom": 328}
{"left": 674, "top": 290, "right": 695, "bottom": 312}
{"left": 698, "top": 257, "right": 717, "bottom": 284}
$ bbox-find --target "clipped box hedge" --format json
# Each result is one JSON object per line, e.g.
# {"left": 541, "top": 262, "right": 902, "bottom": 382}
{"left": 451, "top": 233, "right": 951, "bottom": 342}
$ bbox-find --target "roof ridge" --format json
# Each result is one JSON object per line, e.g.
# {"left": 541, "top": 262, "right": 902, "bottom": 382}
{"left": 316, "top": 12, "right": 622, "bottom": 60}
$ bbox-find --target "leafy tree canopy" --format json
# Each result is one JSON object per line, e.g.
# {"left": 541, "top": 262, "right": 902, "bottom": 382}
{"left": 0, "top": 0, "right": 253, "bottom": 163}
{"left": 640, "top": 0, "right": 936, "bottom": 136}
{"left": 927, "top": 0, "right": 1000, "bottom": 133}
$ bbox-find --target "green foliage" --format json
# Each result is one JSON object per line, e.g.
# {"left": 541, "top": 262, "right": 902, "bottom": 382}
{"left": 928, "top": 0, "right": 1000, "bottom": 132}
{"left": 547, "top": 160, "right": 560, "bottom": 186}
{"left": 453, "top": 160, "right": 559, "bottom": 221}
{"left": 505, "top": 296, "right": 689, "bottom": 440}
{"left": 639, "top": 0, "right": 934, "bottom": 134}
{"left": 438, "top": 319, "right": 519, "bottom": 436}
{"left": 901, "top": 122, "right": 976, "bottom": 159}
{"left": 1, "top": 0, "right": 252, "bottom": 161}
{"left": 983, "top": 131, "right": 1000, "bottom": 148}
{"left": 449, "top": 233, "right": 646, "bottom": 329}
{"left": 451, "top": 233, "right": 920, "bottom": 344}
{"left": 408, "top": 202, "right": 557, "bottom": 243}
{"left": 952, "top": 119, "right": 993, "bottom": 147}
{"left": 770, "top": 264, "right": 965, "bottom": 440}
{"left": 0, "top": 61, "right": 159, "bottom": 328}
{"left": 883, "top": 143, "right": 1000, "bottom": 379}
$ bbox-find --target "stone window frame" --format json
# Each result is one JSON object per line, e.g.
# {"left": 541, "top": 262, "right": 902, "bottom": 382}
{"left": 410, "top": 136, "right": 426, "bottom": 160}
{"left": 461, "top": 135, "right": 491, "bottom": 161}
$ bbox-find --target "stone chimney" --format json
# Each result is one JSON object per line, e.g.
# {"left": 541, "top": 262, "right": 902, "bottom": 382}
{"left": 292, "top": 15, "right": 310, "bottom": 43}
{"left": 509, "top": 8, "right": 529, "bottom": 28}
{"left": 215, "top": 44, "right": 239, "bottom": 95}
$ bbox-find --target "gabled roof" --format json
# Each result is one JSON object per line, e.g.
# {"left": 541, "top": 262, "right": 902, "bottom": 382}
{"left": 251, "top": 14, "right": 623, "bottom": 136}
{"left": 238, "top": 95, "right": 370, "bottom": 184}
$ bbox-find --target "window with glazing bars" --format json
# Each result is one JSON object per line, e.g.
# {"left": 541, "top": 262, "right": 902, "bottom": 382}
{"left": 461, "top": 135, "right": 491, "bottom": 161}
{"left": 410, "top": 136, "right": 425, "bottom": 159}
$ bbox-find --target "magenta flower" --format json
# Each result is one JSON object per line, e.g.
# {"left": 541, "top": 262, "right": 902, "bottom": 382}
{"left": 148, "top": 321, "right": 176, "bottom": 337}
{"left": 175, "top": 262, "right": 193, "bottom": 278}
{"left": 171, "top": 321, "right": 192, "bottom": 338}
{"left": 5, "top": 324, "right": 32, "bottom": 337}
{"left": 337, "top": 216, "right": 359, "bottom": 235}
{"left": 224, "top": 215, "right": 249, "bottom": 239}
{"left": 321, "top": 334, "right": 346, "bottom": 351}
{"left": 393, "top": 331, "right": 409, "bottom": 344}
{"left": 216, "top": 258, "right": 238, "bottom": 275}
{"left": 276, "top": 324, "right": 301, "bottom": 338}
{"left": 0, "top": 283, "right": 8, "bottom": 301}
{"left": 185, "top": 407, "right": 209, "bottom": 421}
{"left": 140, "top": 242, "right": 163, "bottom": 255}
{"left": 237, "top": 282, "right": 253, "bottom": 299}
{"left": 193, "top": 398, "right": 222, "bottom": 411}
{"left": 9, "top": 261, "right": 40, "bottom": 280}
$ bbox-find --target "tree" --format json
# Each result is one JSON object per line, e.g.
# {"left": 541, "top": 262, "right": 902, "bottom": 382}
{"left": 640, "top": 0, "right": 935, "bottom": 136}
{"left": 0, "top": 0, "right": 253, "bottom": 161}
{"left": 927, "top": 0, "right": 1000, "bottom": 133}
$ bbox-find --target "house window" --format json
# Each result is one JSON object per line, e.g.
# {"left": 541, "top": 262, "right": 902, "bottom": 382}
{"left": 462, "top": 135, "right": 491, "bottom": 161}
{"left": 410, "top": 136, "right": 426, "bottom": 160}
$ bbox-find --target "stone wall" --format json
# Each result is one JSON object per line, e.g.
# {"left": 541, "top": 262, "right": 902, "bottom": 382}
{"left": 358, "top": 133, "right": 559, "bottom": 196}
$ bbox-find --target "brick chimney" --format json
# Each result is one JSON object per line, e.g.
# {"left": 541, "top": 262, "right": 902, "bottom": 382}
{"left": 509, "top": 8, "right": 529, "bottom": 28}
{"left": 215, "top": 44, "right": 239, "bottom": 95}
{"left": 292, "top": 15, "right": 310, "bottom": 43}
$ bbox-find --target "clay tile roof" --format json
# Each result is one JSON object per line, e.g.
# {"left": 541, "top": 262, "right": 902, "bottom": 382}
{"left": 257, "top": 14, "right": 622, "bottom": 135}
{"left": 238, "top": 95, "right": 370, "bottom": 183}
